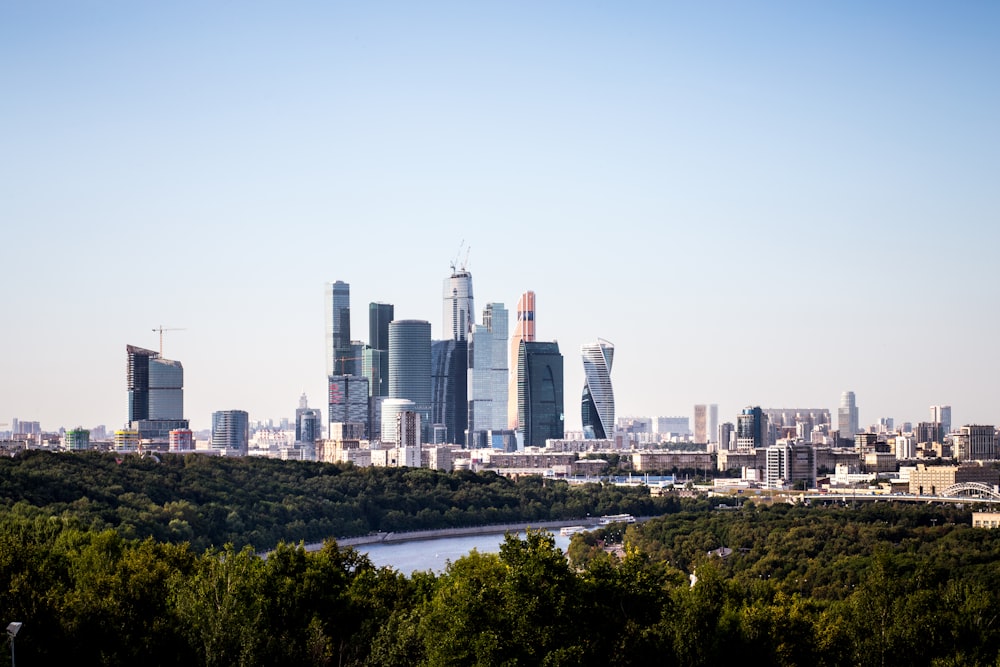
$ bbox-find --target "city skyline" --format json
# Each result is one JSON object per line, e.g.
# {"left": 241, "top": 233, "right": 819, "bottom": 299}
{"left": 2, "top": 3, "right": 998, "bottom": 433}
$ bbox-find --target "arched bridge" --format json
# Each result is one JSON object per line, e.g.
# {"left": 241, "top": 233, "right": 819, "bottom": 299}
{"left": 941, "top": 482, "right": 1000, "bottom": 500}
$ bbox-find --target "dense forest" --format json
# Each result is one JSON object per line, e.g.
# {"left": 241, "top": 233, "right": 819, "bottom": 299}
{"left": 4, "top": 451, "right": 1000, "bottom": 665}
{"left": 0, "top": 451, "right": 678, "bottom": 551}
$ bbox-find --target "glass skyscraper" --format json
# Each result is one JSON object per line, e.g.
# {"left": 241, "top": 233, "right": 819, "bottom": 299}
{"left": 431, "top": 339, "right": 468, "bottom": 445}
{"left": 508, "top": 291, "right": 535, "bottom": 429}
{"left": 127, "top": 344, "right": 188, "bottom": 442}
{"left": 517, "top": 340, "right": 564, "bottom": 448}
{"left": 369, "top": 302, "right": 394, "bottom": 351}
{"left": 581, "top": 339, "right": 614, "bottom": 440}
{"left": 389, "top": 320, "right": 432, "bottom": 440}
{"left": 325, "top": 281, "right": 352, "bottom": 376}
{"left": 364, "top": 302, "right": 394, "bottom": 398}
{"left": 483, "top": 303, "right": 508, "bottom": 430}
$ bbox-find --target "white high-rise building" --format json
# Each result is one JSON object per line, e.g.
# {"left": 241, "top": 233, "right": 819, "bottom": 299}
{"left": 581, "top": 339, "right": 615, "bottom": 440}
{"left": 838, "top": 391, "right": 859, "bottom": 444}
{"left": 443, "top": 269, "right": 474, "bottom": 342}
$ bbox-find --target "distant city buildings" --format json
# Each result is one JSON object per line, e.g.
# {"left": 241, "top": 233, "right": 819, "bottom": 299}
{"left": 931, "top": 405, "right": 952, "bottom": 437}
{"left": 211, "top": 410, "right": 249, "bottom": 455}
{"left": 295, "top": 393, "right": 322, "bottom": 445}
{"left": 737, "top": 406, "right": 768, "bottom": 450}
{"left": 694, "top": 404, "right": 718, "bottom": 445}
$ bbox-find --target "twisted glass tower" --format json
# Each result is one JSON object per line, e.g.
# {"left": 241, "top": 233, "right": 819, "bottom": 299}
{"left": 581, "top": 339, "right": 614, "bottom": 440}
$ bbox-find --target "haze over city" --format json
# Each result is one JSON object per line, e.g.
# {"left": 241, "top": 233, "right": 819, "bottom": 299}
{"left": 2, "top": 2, "right": 998, "bottom": 433}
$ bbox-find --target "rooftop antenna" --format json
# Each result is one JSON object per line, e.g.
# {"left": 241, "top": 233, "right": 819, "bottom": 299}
{"left": 152, "top": 325, "right": 186, "bottom": 356}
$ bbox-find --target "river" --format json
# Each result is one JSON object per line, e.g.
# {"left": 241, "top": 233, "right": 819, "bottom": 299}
{"left": 356, "top": 530, "right": 575, "bottom": 574}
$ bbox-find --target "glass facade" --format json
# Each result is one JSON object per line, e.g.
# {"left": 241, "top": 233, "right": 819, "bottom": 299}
{"left": 362, "top": 347, "right": 389, "bottom": 398}
{"left": 580, "top": 339, "right": 614, "bottom": 440}
{"left": 369, "top": 302, "right": 394, "bottom": 351}
{"left": 211, "top": 410, "right": 250, "bottom": 455}
{"left": 328, "top": 375, "right": 370, "bottom": 436}
{"left": 517, "top": 340, "right": 564, "bottom": 448}
{"left": 443, "top": 270, "right": 474, "bottom": 342}
{"left": 507, "top": 291, "right": 535, "bottom": 429}
{"left": 484, "top": 303, "right": 509, "bottom": 431}
{"left": 325, "top": 281, "right": 353, "bottom": 376}
{"left": 127, "top": 344, "right": 187, "bottom": 441}
{"left": 431, "top": 339, "right": 467, "bottom": 445}
{"left": 389, "top": 320, "right": 432, "bottom": 439}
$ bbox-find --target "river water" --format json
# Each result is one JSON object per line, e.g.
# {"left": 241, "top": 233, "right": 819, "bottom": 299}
{"left": 358, "top": 530, "right": 574, "bottom": 574}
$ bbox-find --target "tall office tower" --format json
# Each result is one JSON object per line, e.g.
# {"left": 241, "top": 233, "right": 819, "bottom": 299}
{"left": 362, "top": 347, "right": 389, "bottom": 398}
{"left": 507, "top": 291, "right": 536, "bottom": 429}
{"left": 389, "top": 320, "right": 432, "bottom": 440}
{"left": 719, "top": 422, "right": 735, "bottom": 451}
{"left": 295, "top": 393, "right": 322, "bottom": 444}
{"left": 325, "top": 281, "right": 353, "bottom": 376}
{"left": 431, "top": 339, "right": 468, "bottom": 444}
{"left": 369, "top": 302, "right": 394, "bottom": 351}
{"left": 931, "top": 405, "right": 952, "bottom": 436}
{"left": 443, "top": 268, "right": 474, "bottom": 342}
{"left": 363, "top": 302, "right": 394, "bottom": 399}
{"left": 581, "top": 339, "right": 615, "bottom": 440}
{"left": 483, "top": 303, "right": 509, "bottom": 429}
{"left": 126, "top": 344, "right": 189, "bottom": 442}
{"left": 467, "top": 324, "right": 493, "bottom": 439}
{"left": 211, "top": 410, "right": 249, "bottom": 455}
{"left": 517, "top": 340, "right": 564, "bottom": 447}
{"left": 736, "top": 406, "right": 768, "bottom": 450}
{"left": 837, "top": 391, "right": 859, "bottom": 445}
{"left": 328, "top": 375, "right": 370, "bottom": 437}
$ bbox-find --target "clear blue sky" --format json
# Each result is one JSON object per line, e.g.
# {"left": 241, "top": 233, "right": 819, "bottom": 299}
{"left": 2, "top": 2, "right": 998, "bottom": 433}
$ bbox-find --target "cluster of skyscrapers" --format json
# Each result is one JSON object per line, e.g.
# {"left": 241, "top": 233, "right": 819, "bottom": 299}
{"left": 321, "top": 265, "right": 614, "bottom": 452}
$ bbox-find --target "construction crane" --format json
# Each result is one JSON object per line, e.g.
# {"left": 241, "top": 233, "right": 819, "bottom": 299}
{"left": 334, "top": 354, "right": 365, "bottom": 376}
{"left": 152, "top": 325, "right": 186, "bottom": 356}
{"left": 449, "top": 240, "right": 471, "bottom": 274}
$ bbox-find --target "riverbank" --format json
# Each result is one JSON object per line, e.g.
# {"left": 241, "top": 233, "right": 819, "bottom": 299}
{"left": 306, "top": 519, "right": 597, "bottom": 551}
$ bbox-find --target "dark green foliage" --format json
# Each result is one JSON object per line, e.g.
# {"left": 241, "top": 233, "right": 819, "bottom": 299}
{"left": 5, "top": 457, "right": 1000, "bottom": 665}
{"left": 0, "top": 450, "right": 674, "bottom": 551}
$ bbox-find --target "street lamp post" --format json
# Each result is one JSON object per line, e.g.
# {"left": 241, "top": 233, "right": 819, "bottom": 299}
{"left": 6, "top": 622, "right": 21, "bottom": 667}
